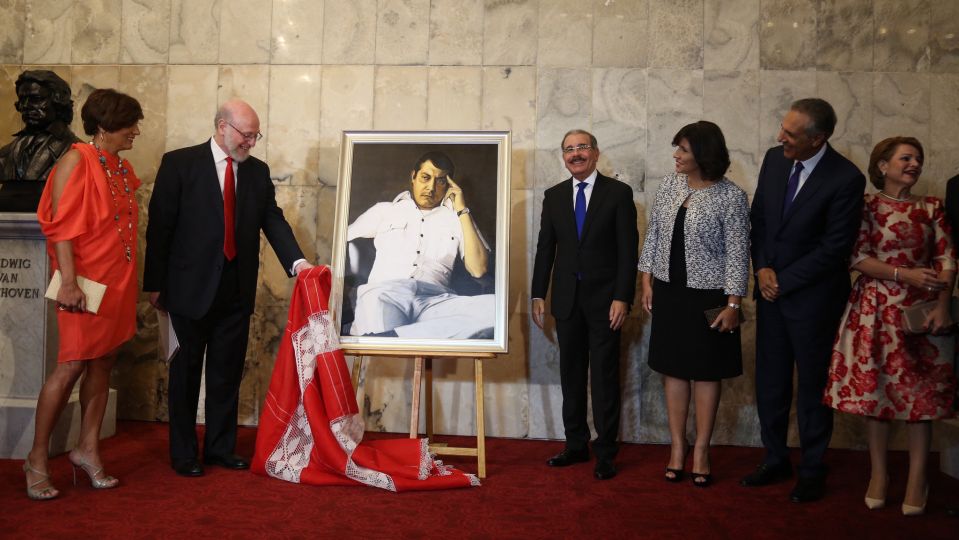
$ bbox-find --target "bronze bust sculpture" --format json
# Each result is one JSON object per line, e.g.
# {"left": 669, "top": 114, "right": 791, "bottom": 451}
{"left": 0, "top": 70, "right": 80, "bottom": 182}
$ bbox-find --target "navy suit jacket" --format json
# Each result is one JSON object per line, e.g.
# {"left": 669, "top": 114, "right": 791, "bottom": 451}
{"left": 531, "top": 173, "right": 638, "bottom": 320}
{"left": 750, "top": 144, "right": 865, "bottom": 319}
{"left": 143, "top": 141, "right": 303, "bottom": 319}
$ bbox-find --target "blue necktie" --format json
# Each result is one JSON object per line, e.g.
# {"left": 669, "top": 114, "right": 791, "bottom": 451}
{"left": 782, "top": 161, "right": 804, "bottom": 215}
{"left": 575, "top": 181, "right": 587, "bottom": 238}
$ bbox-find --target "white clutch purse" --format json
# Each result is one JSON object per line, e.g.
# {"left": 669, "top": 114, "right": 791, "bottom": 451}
{"left": 44, "top": 270, "right": 107, "bottom": 314}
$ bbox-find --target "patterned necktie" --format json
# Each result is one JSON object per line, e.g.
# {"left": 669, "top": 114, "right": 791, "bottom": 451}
{"left": 575, "top": 181, "right": 588, "bottom": 238}
{"left": 782, "top": 161, "right": 804, "bottom": 215}
{"left": 223, "top": 156, "right": 237, "bottom": 260}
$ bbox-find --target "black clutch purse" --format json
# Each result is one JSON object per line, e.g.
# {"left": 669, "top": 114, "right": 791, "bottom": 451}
{"left": 704, "top": 306, "right": 746, "bottom": 328}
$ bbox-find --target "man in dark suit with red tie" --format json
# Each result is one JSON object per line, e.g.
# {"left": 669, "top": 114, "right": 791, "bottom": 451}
{"left": 531, "top": 129, "right": 638, "bottom": 480}
{"left": 144, "top": 99, "right": 312, "bottom": 477}
{"left": 744, "top": 98, "right": 865, "bottom": 502}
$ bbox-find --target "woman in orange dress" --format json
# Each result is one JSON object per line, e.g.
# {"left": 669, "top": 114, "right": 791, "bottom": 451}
{"left": 23, "top": 89, "right": 143, "bottom": 500}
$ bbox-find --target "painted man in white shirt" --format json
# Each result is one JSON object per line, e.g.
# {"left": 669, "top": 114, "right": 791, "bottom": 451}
{"left": 346, "top": 151, "right": 494, "bottom": 339}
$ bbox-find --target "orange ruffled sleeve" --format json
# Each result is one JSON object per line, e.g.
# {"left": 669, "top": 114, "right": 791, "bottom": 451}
{"left": 37, "top": 144, "right": 109, "bottom": 243}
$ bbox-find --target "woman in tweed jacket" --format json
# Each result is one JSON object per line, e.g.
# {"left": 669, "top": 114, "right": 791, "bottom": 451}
{"left": 638, "top": 120, "right": 750, "bottom": 487}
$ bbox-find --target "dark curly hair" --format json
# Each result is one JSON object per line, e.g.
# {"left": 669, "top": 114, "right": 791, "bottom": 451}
{"left": 412, "top": 151, "right": 455, "bottom": 178}
{"left": 80, "top": 88, "right": 143, "bottom": 136}
{"left": 868, "top": 136, "right": 924, "bottom": 189}
{"left": 14, "top": 70, "right": 75, "bottom": 125}
{"left": 672, "top": 121, "right": 730, "bottom": 181}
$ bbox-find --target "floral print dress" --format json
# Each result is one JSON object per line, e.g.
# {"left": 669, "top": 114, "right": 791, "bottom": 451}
{"left": 824, "top": 194, "right": 958, "bottom": 420}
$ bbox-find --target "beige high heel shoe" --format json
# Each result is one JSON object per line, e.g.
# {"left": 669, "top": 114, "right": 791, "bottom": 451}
{"left": 22, "top": 461, "right": 59, "bottom": 501}
{"left": 69, "top": 452, "right": 119, "bottom": 489}
{"left": 864, "top": 475, "right": 888, "bottom": 510}
{"left": 902, "top": 485, "right": 929, "bottom": 516}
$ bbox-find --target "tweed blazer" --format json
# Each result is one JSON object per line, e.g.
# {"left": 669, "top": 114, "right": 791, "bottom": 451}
{"left": 638, "top": 172, "right": 750, "bottom": 296}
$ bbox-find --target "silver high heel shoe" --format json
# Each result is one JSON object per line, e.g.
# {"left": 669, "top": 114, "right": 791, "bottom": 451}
{"left": 22, "top": 461, "right": 59, "bottom": 500}
{"left": 69, "top": 452, "right": 119, "bottom": 489}
{"left": 864, "top": 474, "right": 888, "bottom": 510}
{"left": 902, "top": 485, "right": 929, "bottom": 516}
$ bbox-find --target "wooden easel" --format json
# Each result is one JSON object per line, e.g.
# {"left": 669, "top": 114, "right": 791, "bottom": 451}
{"left": 345, "top": 349, "right": 494, "bottom": 478}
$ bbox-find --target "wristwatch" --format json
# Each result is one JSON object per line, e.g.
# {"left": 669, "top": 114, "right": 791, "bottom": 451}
{"left": 457, "top": 207, "right": 471, "bottom": 217}
{"left": 727, "top": 303, "right": 741, "bottom": 310}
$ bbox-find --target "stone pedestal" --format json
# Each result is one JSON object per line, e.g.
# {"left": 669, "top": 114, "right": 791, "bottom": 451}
{"left": 0, "top": 212, "right": 116, "bottom": 459}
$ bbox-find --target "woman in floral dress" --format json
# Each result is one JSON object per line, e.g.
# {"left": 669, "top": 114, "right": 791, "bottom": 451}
{"left": 824, "top": 137, "right": 958, "bottom": 516}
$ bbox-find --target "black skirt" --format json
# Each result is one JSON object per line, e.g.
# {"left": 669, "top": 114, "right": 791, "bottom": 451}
{"left": 647, "top": 206, "right": 742, "bottom": 381}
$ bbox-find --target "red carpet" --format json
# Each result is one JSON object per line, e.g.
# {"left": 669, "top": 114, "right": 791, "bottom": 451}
{"left": 2, "top": 421, "right": 957, "bottom": 539}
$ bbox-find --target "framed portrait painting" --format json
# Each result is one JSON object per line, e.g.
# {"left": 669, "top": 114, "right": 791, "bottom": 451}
{"left": 330, "top": 131, "right": 511, "bottom": 354}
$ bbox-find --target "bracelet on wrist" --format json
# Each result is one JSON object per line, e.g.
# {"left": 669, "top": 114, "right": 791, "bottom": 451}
{"left": 894, "top": 266, "right": 900, "bottom": 282}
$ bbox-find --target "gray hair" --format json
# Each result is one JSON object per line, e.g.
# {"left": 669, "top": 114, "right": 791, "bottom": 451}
{"left": 790, "top": 98, "right": 837, "bottom": 139}
{"left": 560, "top": 129, "right": 598, "bottom": 150}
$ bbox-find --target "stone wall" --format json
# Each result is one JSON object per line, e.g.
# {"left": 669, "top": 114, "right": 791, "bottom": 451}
{"left": 1, "top": 0, "right": 958, "bottom": 449}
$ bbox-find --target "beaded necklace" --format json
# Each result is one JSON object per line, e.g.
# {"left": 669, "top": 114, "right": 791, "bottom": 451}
{"left": 93, "top": 142, "right": 135, "bottom": 263}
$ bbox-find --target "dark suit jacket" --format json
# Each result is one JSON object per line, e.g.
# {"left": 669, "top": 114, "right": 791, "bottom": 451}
{"left": 531, "top": 173, "right": 638, "bottom": 320}
{"left": 750, "top": 144, "right": 865, "bottom": 318}
{"left": 143, "top": 140, "right": 303, "bottom": 319}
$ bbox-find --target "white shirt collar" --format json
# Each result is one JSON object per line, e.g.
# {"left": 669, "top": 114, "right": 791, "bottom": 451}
{"left": 572, "top": 169, "right": 598, "bottom": 187}
{"left": 796, "top": 143, "right": 828, "bottom": 174}
{"left": 393, "top": 190, "right": 456, "bottom": 213}
{"left": 210, "top": 137, "right": 229, "bottom": 163}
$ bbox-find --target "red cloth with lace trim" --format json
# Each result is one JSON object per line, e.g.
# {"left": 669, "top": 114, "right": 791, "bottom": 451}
{"left": 36, "top": 143, "right": 140, "bottom": 362}
{"left": 251, "top": 265, "right": 478, "bottom": 491}
{"left": 824, "top": 194, "right": 958, "bottom": 420}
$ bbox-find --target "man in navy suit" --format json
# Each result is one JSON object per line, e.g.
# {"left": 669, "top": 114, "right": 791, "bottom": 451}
{"left": 531, "top": 129, "right": 638, "bottom": 480}
{"left": 144, "top": 99, "right": 313, "bottom": 477}
{"left": 743, "top": 98, "right": 865, "bottom": 502}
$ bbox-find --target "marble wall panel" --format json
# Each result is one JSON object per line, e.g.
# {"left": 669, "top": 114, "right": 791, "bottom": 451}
{"left": 314, "top": 185, "right": 337, "bottom": 266}
{"left": 648, "top": 0, "right": 703, "bottom": 69}
{"left": 68, "top": 65, "right": 120, "bottom": 137}
{"left": 23, "top": 0, "right": 74, "bottom": 64}
{"left": 240, "top": 305, "right": 287, "bottom": 425}
{"left": 645, "top": 69, "right": 703, "bottom": 184}
{"left": 759, "top": 0, "right": 817, "bottom": 70}
{"left": 703, "top": 70, "right": 761, "bottom": 193}
{"left": 482, "top": 66, "right": 536, "bottom": 189}
{"left": 121, "top": 0, "right": 171, "bottom": 64}
{"left": 118, "top": 66, "right": 168, "bottom": 185}
{"left": 217, "top": 65, "right": 271, "bottom": 163}
{"left": 375, "top": 0, "right": 429, "bottom": 65}
{"left": 927, "top": 74, "right": 959, "bottom": 198}
{"left": 271, "top": 0, "right": 323, "bottom": 64}
{"left": 592, "top": 0, "right": 647, "bottom": 68}
{"left": 257, "top": 185, "right": 319, "bottom": 307}
{"left": 872, "top": 72, "right": 930, "bottom": 153}
{"left": 427, "top": 66, "right": 482, "bottom": 129}
{"left": 592, "top": 68, "right": 646, "bottom": 192}
{"left": 429, "top": 0, "right": 484, "bottom": 66}
{"left": 536, "top": 0, "right": 592, "bottom": 67}
{"left": 164, "top": 65, "right": 219, "bottom": 152}
{"left": 507, "top": 188, "right": 534, "bottom": 317}
{"left": 265, "top": 65, "right": 320, "bottom": 186}
{"left": 0, "top": 66, "right": 22, "bottom": 135}
{"left": 72, "top": 0, "right": 121, "bottom": 64}
{"left": 483, "top": 0, "right": 537, "bottom": 66}
{"left": 704, "top": 0, "right": 759, "bottom": 71}
{"left": 534, "top": 68, "right": 591, "bottom": 187}
{"left": 323, "top": 0, "right": 376, "bottom": 65}
{"left": 168, "top": 0, "right": 220, "bottom": 64}
{"left": 930, "top": 0, "right": 959, "bottom": 73}
{"left": 758, "top": 70, "right": 816, "bottom": 149}
{"left": 0, "top": 0, "right": 25, "bottom": 64}
{"left": 874, "top": 0, "right": 929, "bottom": 73}
{"left": 817, "top": 0, "right": 873, "bottom": 72}
{"left": 816, "top": 71, "right": 873, "bottom": 173}
{"left": 373, "top": 66, "right": 428, "bottom": 130}
{"left": 219, "top": 0, "right": 272, "bottom": 64}
{"left": 318, "top": 65, "right": 375, "bottom": 188}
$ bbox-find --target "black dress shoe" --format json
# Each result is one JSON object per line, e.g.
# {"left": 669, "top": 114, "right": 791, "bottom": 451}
{"left": 594, "top": 459, "right": 617, "bottom": 480}
{"left": 740, "top": 462, "right": 793, "bottom": 487}
{"left": 172, "top": 459, "right": 204, "bottom": 477}
{"left": 546, "top": 448, "right": 590, "bottom": 467}
{"left": 204, "top": 453, "right": 250, "bottom": 470}
{"left": 790, "top": 476, "right": 825, "bottom": 503}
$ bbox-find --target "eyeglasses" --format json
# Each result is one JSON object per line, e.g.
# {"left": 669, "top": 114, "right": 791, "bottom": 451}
{"left": 226, "top": 121, "right": 263, "bottom": 142}
{"left": 562, "top": 144, "right": 593, "bottom": 154}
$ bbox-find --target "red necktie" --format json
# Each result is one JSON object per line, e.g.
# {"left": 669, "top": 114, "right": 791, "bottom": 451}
{"left": 223, "top": 156, "right": 236, "bottom": 260}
